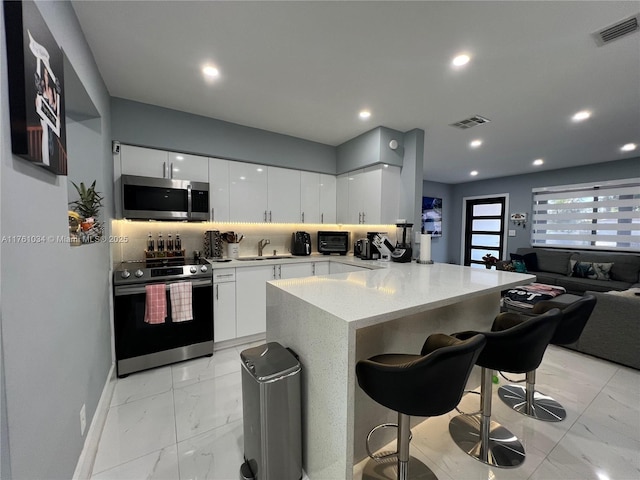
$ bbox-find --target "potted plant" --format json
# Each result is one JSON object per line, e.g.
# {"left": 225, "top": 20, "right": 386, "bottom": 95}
{"left": 482, "top": 253, "right": 499, "bottom": 269}
{"left": 69, "top": 180, "right": 104, "bottom": 242}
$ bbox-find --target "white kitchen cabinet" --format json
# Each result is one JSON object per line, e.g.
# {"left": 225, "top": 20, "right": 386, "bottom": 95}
{"left": 120, "top": 145, "right": 168, "bottom": 178}
{"left": 120, "top": 145, "right": 208, "bottom": 181}
{"left": 313, "top": 262, "right": 330, "bottom": 276}
{"left": 236, "top": 265, "right": 276, "bottom": 338}
{"left": 319, "top": 174, "right": 337, "bottom": 224}
{"left": 268, "top": 167, "right": 301, "bottom": 223}
{"left": 213, "top": 269, "right": 236, "bottom": 343}
{"left": 301, "top": 172, "right": 336, "bottom": 224}
{"left": 336, "top": 165, "right": 400, "bottom": 224}
{"left": 209, "top": 157, "right": 230, "bottom": 222}
{"left": 229, "top": 161, "right": 269, "bottom": 223}
{"left": 167, "top": 151, "right": 209, "bottom": 181}
{"left": 280, "top": 262, "right": 314, "bottom": 279}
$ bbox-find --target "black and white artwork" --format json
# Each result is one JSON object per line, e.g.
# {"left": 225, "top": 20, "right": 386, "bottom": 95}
{"left": 422, "top": 196, "right": 442, "bottom": 236}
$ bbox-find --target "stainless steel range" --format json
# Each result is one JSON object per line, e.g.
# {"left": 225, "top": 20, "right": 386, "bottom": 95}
{"left": 113, "top": 258, "right": 213, "bottom": 377}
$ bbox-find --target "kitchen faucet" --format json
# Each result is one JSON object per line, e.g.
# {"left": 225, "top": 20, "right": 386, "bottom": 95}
{"left": 258, "top": 239, "right": 271, "bottom": 256}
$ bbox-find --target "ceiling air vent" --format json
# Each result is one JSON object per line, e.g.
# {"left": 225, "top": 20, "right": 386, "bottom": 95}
{"left": 593, "top": 14, "right": 639, "bottom": 46}
{"left": 449, "top": 115, "right": 491, "bottom": 130}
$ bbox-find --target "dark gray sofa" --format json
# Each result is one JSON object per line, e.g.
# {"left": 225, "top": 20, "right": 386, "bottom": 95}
{"left": 562, "top": 290, "right": 640, "bottom": 369}
{"left": 510, "top": 247, "right": 640, "bottom": 295}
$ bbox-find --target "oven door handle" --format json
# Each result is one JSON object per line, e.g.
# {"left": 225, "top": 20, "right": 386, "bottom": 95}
{"left": 114, "top": 279, "right": 212, "bottom": 296}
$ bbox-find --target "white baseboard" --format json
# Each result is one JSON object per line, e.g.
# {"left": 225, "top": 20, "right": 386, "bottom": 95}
{"left": 73, "top": 363, "right": 116, "bottom": 480}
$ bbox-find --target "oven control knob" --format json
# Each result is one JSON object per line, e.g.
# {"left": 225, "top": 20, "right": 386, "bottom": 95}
{"left": 190, "top": 266, "right": 197, "bottom": 274}
{"left": 200, "top": 265, "right": 208, "bottom": 273}
{"left": 120, "top": 269, "right": 131, "bottom": 279}
{"left": 134, "top": 269, "right": 144, "bottom": 278}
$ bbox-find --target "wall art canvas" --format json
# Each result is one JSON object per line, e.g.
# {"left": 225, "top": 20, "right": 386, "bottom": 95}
{"left": 422, "top": 196, "right": 442, "bottom": 236}
{"left": 4, "top": 0, "right": 67, "bottom": 175}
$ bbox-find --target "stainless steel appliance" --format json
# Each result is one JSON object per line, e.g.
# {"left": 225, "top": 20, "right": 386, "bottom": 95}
{"left": 317, "top": 231, "right": 349, "bottom": 255}
{"left": 291, "top": 231, "right": 311, "bottom": 256}
{"left": 113, "top": 258, "right": 213, "bottom": 377}
{"left": 122, "top": 174, "right": 209, "bottom": 221}
{"left": 240, "top": 342, "right": 302, "bottom": 480}
{"left": 391, "top": 222, "right": 413, "bottom": 263}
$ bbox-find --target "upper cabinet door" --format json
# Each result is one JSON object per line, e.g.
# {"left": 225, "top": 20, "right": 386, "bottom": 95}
{"left": 300, "top": 171, "right": 320, "bottom": 224}
{"left": 120, "top": 145, "right": 168, "bottom": 178}
{"left": 229, "top": 161, "right": 268, "bottom": 222}
{"left": 360, "top": 167, "right": 382, "bottom": 224}
{"left": 268, "top": 167, "right": 300, "bottom": 223}
{"left": 168, "top": 152, "right": 209, "bottom": 182}
{"left": 319, "top": 174, "right": 336, "bottom": 224}
{"left": 209, "top": 157, "right": 230, "bottom": 222}
{"left": 336, "top": 174, "right": 350, "bottom": 224}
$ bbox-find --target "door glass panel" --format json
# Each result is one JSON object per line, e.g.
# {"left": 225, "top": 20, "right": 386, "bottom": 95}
{"left": 471, "top": 234, "right": 500, "bottom": 247}
{"left": 470, "top": 249, "right": 498, "bottom": 261}
{"left": 472, "top": 219, "right": 501, "bottom": 232}
{"left": 473, "top": 203, "right": 503, "bottom": 216}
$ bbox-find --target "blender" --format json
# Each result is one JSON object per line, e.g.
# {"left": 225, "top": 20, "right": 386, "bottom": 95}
{"left": 391, "top": 222, "right": 413, "bottom": 263}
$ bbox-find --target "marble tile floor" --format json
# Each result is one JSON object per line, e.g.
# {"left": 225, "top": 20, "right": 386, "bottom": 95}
{"left": 91, "top": 342, "right": 639, "bottom": 480}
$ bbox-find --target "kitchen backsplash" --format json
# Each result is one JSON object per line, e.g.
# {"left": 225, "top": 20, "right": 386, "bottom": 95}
{"left": 111, "top": 220, "right": 397, "bottom": 264}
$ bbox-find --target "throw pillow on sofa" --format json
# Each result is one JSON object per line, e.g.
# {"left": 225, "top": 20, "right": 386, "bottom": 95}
{"left": 570, "top": 260, "right": 613, "bottom": 280}
{"left": 510, "top": 252, "right": 538, "bottom": 271}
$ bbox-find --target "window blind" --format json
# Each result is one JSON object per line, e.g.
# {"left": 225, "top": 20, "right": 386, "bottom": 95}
{"left": 532, "top": 178, "right": 640, "bottom": 251}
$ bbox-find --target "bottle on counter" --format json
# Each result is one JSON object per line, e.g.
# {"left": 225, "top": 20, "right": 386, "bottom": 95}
{"left": 167, "top": 233, "right": 174, "bottom": 252}
{"left": 147, "top": 232, "right": 154, "bottom": 252}
{"left": 157, "top": 232, "right": 164, "bottom": 252}
{"left": 175, "top": 234, "right": 182, "bottom": 254}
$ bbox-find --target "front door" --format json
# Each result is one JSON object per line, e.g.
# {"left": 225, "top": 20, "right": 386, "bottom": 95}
{"left": 463, "top": 196, "right": 507, "bottom": 268}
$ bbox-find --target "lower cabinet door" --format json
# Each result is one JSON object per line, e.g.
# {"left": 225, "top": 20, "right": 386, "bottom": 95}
{"left": 314, "top": 262, "right": 330, "bottom": 276}
{"left": 236, "top": 265, "right": 275, "bottom": 338}
{"left": 213, "top": 281, "right": 236, "bottom": 343}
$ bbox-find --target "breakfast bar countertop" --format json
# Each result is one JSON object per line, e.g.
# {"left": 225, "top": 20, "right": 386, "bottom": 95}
{"left": 265, "top": 261, "right": 534, "bottom": 479}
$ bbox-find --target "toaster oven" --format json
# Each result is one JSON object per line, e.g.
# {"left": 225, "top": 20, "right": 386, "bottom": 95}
{"left": 317, "top": 231, "right": 349, "bottom": 255}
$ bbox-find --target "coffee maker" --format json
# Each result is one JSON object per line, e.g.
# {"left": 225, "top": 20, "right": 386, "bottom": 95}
{"left": 390, "top": 222, "right": 413, "bottom": 263}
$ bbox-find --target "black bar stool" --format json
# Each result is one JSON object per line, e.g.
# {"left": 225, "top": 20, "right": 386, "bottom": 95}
{"left": 448, "top": 308, "right": 562, "bottom": 468}
{"left": 356, "top": 333, "right": 486, "bottom": 480}
{"left": 498, "top": 294, "right": 597, "bottom": 422}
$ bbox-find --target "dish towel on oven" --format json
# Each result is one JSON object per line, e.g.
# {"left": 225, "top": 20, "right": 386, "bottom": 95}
{"left": 170, "top": 282, "right": 193, "bottom": 322}
{"left": 144, "top": 284, "right": 167, "bottom": 324}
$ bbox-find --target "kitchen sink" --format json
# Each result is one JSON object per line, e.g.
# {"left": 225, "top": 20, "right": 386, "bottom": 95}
{"left": 236, "top": 255, "right": 293, "bottom": 261}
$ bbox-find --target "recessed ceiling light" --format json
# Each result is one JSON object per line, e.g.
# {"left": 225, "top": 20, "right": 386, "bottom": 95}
{"left": 533, "top": 158, "right": 544, "bottom": 166}
{"left": 452, "top": 54, "right": 471, "bottom": 67}
{"left": 621, "top": 143, "right": 637, "bottom": 152}
{"left": 470, "top": 139, "right": 482, "bottom": 148}
{"left": 202, "top": 65, "right": 220, "bottom": 77}
{"left": 359, "top": 110, "right": 371, "bottom": 120}
{"left": 572, "top": 110, "right": 591, "bottom": 122}
{"left": 470, "top": 170, "right": 479, "bottom": 176}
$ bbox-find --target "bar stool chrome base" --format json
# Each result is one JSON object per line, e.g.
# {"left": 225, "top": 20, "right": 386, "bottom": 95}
{"left": 449, "top": 414, "right": 525, "bottom": 468}
{"left": 498, "top": 370, "right": 566, "bottom": 422}
{"left": 362, "top": 456, "right": 437, "bottom": 480}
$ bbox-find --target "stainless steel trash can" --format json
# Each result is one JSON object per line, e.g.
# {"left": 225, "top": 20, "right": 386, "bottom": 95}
{"left": 240, "top": 342, "right": 302, "bottom": 480}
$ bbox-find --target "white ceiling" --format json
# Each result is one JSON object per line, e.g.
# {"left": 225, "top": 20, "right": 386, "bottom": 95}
{"left": 71, "top": 1, "right": 640, "bottom": 184}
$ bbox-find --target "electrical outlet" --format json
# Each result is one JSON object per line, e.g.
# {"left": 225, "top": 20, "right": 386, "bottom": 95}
{"left": 80, "top": 404, "right": 86, "bottom": 436}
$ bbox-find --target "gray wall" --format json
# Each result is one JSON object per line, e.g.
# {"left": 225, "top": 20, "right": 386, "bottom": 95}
{"left": 336, "top": 126, "right": 404, "bottom": 174}
{"left": 448, "top": 157, "right": 640, "bottom": 264}
{"left": 421, "top": 180, "right": 454, "bottom": 264}
{"left": 0, "top": 2, "right": 113, "bottom": 478}
{"left": 112, "top": 97, "right": 337, "bottom": 174}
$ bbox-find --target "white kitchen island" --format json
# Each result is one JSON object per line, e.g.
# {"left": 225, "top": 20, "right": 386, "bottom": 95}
{"left": 266, "top": 261, "right": 535, "bottom": 480}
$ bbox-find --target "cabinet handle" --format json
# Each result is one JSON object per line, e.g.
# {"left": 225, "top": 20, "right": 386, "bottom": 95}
{"left": 321, "top": 213, "right": 324, "bottom": 224}
{"left": 269, "top": 211, "right": 272, "bottom": 222}
{"left": 278, "top": 265, "right": 282, "bottom": 278}
{"left": 215, "top": 284, "right": 219, "bottom": 300}
{"left": 362, "top": 211, "right": 366, "bottom": 224}
{"left": 211, "top": 207, "right": 215, "bottom": 221}
{"left": 272, "top": 266, "right": 276, "bottom": 278}
{"left": 163, "top": 161, "right": 167, "bottom": 178}
{"left": 312, "top": 263, "right": 316, "bottom": 275}
{"left": 301, "top": 212, "right": 305, "bottom": 223}
{"left": 358, "top": 212, "right": 362, "bottom": 224}
{"left": 170, "top": 163, "right": 174, "bottom": 179}
{"left": 264, "top": 210, "right": 267, "bottom": 222}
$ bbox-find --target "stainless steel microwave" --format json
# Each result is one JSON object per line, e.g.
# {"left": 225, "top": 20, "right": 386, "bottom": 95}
{"left": 121, "top": 174, "right": 209, "bottom": 221}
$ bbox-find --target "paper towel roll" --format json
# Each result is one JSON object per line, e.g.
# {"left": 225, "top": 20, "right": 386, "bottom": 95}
{"left": 420, "top": 234, "right": 432, "bottom": 263}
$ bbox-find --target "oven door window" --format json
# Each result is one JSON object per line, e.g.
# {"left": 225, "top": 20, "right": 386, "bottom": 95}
{"left": 114, "top": 281, "right": 213, "bottom": 360}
